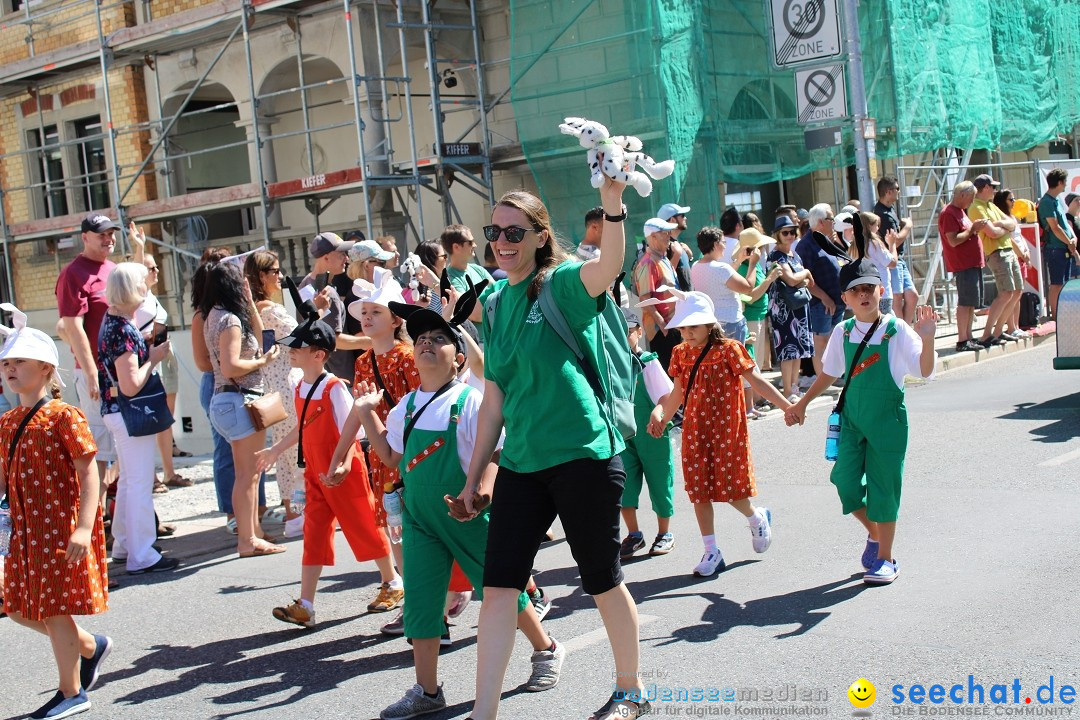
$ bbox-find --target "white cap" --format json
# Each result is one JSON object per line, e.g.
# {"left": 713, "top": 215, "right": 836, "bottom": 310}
{"left": 637, "top": 286, "right": 719, "bottom": 330}
{"left": 643, "top": 217, "right": 678, "bottom": 238}
{"left": 0, "top": 303, "right": 65, "bottom": 387}
{"left": 347, "top": 275, "right": 406, "bottom": 322}
{"left": 834, "top": 211, "right": 853, "bottom": 231}
{"left": 657, "top": 203, "right": 691, "bottom": 221}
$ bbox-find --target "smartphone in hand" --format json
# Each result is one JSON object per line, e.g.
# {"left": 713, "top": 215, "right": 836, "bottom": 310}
{"left": 153, "top": 327, "right": 168, "bottom": 346}
{"left": 262, "top": 329, "right": 276, "bottom": 353}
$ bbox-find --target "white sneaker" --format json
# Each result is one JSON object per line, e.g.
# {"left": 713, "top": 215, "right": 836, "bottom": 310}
{"left": 380, "top": 683, "right": 446, "bottom": 720}
{"left": 693, "top": 550, "right": 725, "bottom": 577}
{"left": 524, "top": 640, "right": 565, "bottom": 692}
{"left": 787, "top": 392, "right": 802, "bottom": 404}
{"left": 749, "top": 508, "right": 773, "bottom": 553}
{"left": 798, "top": 374, "right": 816, "bottom": 390}
{"left": 283, "top": 515, "right": 304, "bottom": 538}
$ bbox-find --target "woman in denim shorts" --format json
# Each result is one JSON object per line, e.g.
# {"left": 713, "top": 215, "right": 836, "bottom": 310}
{"left": 200, "top": 261, "right": 285, "bottom": 558}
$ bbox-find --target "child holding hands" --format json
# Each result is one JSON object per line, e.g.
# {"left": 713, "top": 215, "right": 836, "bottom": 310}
{"left": 785, "top": 251, "right": 937, "bottom": 585}
{"left": 256, "top": 304, "right": 399, "bottom": 628}
{"left": 644, "top": 288, "right": 793, "bottom": 577}
{"left": 0, "top": 308, "right": 111, "bottom": 719}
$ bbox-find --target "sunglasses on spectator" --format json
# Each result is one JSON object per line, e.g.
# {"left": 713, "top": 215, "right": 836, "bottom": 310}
{"left": 483, "top": 225, "right": 538, "bottom": 244}
{"left": 779, "top": 229, "right": 797, "bottom": 237}
{"left": 263, "top": 267, "right": 282, "bottom": 275}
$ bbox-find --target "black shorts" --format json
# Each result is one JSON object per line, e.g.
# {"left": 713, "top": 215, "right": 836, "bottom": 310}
{"left": 484, "top": 456, "right": 626, "bottom": 596}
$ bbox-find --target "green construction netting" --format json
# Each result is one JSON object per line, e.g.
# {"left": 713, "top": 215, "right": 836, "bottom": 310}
{"left": 508, "top": 0, "right": 1080, "bottom": 253}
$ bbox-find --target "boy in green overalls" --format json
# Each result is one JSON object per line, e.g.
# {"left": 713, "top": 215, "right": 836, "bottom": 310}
{"left": 619, "top": 309, "right": 678, "bottom": 558}
{"left": 786, "top": 256, "right": 937, "bottom": 585}
{"left": 343, "top": 301, "right": 563, "bottom": 720}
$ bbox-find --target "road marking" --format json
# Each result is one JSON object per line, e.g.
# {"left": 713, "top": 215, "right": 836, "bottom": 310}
{"left": 1038, "top": 447, "right": 1080, "bottom": 467}
{"left": 560, "top": 614, "right": 659, "bottom": 653}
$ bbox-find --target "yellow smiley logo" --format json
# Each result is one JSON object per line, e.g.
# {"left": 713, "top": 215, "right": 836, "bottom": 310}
{"left": 848, "top": 678, "right": 876, "bottom": 709}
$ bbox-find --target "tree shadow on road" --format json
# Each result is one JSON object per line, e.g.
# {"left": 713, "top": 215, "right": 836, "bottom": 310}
{"left": 997, "top": 394, "right": 1080, "bottom": 444}
{"left": 649, "top": 573, "right": 870, "bottom": 643}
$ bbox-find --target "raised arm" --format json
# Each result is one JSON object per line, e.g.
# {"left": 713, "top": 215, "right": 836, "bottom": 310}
{"left": 579, "top": 176, "right": 628, "bottom": 297}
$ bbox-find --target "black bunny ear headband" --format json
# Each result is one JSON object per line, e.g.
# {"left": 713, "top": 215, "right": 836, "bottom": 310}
{"left": 814, "top": 211, "right": 866, "bottom": 263}
{"left": 388, "top": 276, "right": 490, "bottom": 358}
{"left": 284, "top": 275, "right": 321, "bottom": 322}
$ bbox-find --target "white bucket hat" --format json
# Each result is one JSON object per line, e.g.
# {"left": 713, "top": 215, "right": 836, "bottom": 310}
{"left": 637, "top": 286, "right": 718, "bottom": 330}
{"left": 0, "top": 303, "right": 65, "bottom": 387}
{"left": 347, "top": 274, "right": 406, "bottom": 322}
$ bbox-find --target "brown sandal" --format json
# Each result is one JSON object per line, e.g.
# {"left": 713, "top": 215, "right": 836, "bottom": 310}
{"left": 152, "top": 478, "right": 169, "bottom": 494}
{"left": 164, "top": 474, "right": 193, "bottom": 488}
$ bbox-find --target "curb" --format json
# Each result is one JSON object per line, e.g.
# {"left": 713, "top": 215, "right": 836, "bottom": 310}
{"left": 934, "top": 332, "right": 1054, "bottom": 375}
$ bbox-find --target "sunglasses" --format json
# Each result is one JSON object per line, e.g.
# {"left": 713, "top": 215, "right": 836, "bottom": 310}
{"left": 483, "top": 224, "right": 536, "bottom": 244}
{"left": 264, "top": 267, "right": 282, "bottom": 275}
{"left": 778, "top": 229, "right": 797, "bottom": 237}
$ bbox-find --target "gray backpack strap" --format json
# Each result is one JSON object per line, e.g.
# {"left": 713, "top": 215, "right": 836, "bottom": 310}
{"left": 483, "top": 288, "right": 502, "bottom": 332}
{"left": 538, "top": 282, "right": 606, "bottom": 401}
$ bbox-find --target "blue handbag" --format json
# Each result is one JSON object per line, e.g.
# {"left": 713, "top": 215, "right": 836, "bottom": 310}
{"left": 104, "top": 364, "right": 174, "bottom": 437}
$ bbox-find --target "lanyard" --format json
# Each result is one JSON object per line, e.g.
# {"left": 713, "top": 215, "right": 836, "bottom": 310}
{"left": 296, "top": 372, "right": 328, "bottom": 469}
{"left": 402, "top": 379, "right": 459, "bottom": 448}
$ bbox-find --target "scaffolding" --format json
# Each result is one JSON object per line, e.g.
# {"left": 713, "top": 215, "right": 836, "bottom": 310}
{"left": 0, "top": 0, "right": 506, "bottom": 320}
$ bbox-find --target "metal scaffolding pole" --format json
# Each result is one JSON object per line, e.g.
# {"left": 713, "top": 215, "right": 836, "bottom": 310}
{"left": 293, "top": 16, "right": 316, "bottom": 181}
{"left": 466, "top": 0, "right": 494, "bottom": 207}
{"left": 344, "top": 0, "right": 375, "bottom": 241}
{"left": 94, "top": 0, "right": 128, "bottom": 244}
{"left": 241, "top": 1, "right": 272, "bottom": 244}
{"left": 420, "top": 0, "right": 451, "bottom": 227}
{"left": 0, "top": 186, "right": 16, "bottom": 305}
{"left": 394, "top": 0, "right": 425, "bottom": 243}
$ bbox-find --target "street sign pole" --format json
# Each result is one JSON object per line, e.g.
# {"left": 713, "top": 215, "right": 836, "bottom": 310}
{"left": 841, "top": 0, "right": 875, "bottom": 205}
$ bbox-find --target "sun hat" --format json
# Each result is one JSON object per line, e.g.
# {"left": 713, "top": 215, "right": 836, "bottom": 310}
{"left": 0, "top": 304, "right": 65, "bottom": 387}
{"left": 637, "top": 286, "right": 718, "bottom": 330}
{"left": 346, "top": 276, "right": 406, "bottom": 322}
{"left": 834, "top": 211, "right": 854, "bottom": 232}
{"left": 737, "top": 227, "right": 776, "bottom": 251}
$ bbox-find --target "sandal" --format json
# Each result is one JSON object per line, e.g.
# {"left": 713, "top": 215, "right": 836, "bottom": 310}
{"left": 239, "top": 539, "right": 287, "bottom": 558}
{"left": 152, "top": 478, "right": 169, "bottom": 494}
{"left": 164, "top": 474, "right": 193, "bottom": 488}
{"left": 172, "top": 444, "right": 192, "bottom": 458}
{"left": 590, "top": 691, "right": 652, "bottom": 720}
{"left": 156, "top": 523, "right": 177, "bottom": 538}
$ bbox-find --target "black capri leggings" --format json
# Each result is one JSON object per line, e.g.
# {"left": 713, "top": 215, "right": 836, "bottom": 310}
{"left": 483, "top": 456, "right": 626, "bottom": 596}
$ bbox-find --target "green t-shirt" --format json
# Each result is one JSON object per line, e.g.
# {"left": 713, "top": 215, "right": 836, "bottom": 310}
{"left": 447, "top": 263, "right": 494, "bottom": 293}
{"left": 1038, "top": 192, "right": 1072, "bottom": 250}
{"left": 737, "top": 260, "right": 768, "bottom": 321}
{"left": 482, "top": 261, "right": 624, "bottom": 472}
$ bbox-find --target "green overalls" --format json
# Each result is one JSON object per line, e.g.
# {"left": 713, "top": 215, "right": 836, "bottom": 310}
{"left": 398, "top": 385, "right": 528, "bottom": 639}
{"left": 830, "top": 317, "right": 907, "bottom": 523}
{"left": 619, "top": 351, "right": 675, "bottom": 518}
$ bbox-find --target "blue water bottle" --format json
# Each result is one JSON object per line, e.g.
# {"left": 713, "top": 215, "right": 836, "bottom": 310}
{"left": 0, "top": 496, "right": 11, "bottom": 557}
{"left": 825, "top": 407, "right": 842, "bottom": 462}
{"left": 383, "top": 483, "right": 403, "bottom": 544}
{"left": 291, "top": 488, "right": 306, "bottom": 515}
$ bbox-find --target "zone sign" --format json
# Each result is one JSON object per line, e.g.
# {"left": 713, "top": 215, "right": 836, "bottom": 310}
{"left": 770, "top": 0, "right": 842, "bottom": 69}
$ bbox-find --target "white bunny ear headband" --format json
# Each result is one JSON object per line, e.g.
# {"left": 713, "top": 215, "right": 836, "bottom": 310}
{"left": 0, "top": 303, "right": 66, "bottom": 387}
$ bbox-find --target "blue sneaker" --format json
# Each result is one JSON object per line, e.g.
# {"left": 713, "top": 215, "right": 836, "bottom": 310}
{"left": 30, "top": 690, "right": 90, "bottom": 719}
{"left": 864, "top": 558, "right": 899, "bottom": 585}
{"left": 80, "top": 634, "right": 112, "bottom": 692}
{"left": 861, "top": 537, "right": 880, "bottom": 570}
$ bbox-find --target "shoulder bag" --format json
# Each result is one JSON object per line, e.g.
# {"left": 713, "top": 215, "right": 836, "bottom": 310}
{"left": 104, "top": 361, "right": 173, "bottom": 437}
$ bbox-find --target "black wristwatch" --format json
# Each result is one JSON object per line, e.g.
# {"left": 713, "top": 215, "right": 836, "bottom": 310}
{"left": 603, "top": 205, "right": 627, "bottom": 223}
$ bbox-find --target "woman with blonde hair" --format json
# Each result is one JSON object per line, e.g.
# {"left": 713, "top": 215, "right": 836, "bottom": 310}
{"left": 97, "top": 262, "right": 178, "bottom": 574}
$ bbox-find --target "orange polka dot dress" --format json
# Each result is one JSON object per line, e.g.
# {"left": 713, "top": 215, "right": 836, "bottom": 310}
{"left": 669, "top": 339, "right": 758, "bottom": 504}
{"left": 2, "top": 400, "right": 107, "bottom": 621}
{"left": 354, "top": 342, "right": 420, "bottom": 527}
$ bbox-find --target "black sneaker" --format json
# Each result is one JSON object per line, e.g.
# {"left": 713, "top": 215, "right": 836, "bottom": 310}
{"left": 619, "top": 533, "right": 645, "bottom": 558}
{"left": 956, "top": 340, "right": 982, "bottom": 352}
{"left": 127, "top": 556, "right": 180, "bottom": 575}
{"left": 80, "top": 634, "right": 112, "bottom": 692}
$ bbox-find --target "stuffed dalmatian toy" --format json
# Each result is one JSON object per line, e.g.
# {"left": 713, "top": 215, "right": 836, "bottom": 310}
{"left": 558, "top": 117, "right": 675, "bottom": 197}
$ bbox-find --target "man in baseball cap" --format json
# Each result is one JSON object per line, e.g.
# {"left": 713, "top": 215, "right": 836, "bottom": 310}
{"left": 309, "top": 231, "right": 355, "bottom": 259}
{"left": 972, "top": 174, "right": 1001, "bottom": 191}
{"left": 657, "top": 203, "right": 693, "bottom": 292}
{"left": 80, "top": 213, "right": 119, "bottom": 234}
{"left": 657, "top": 203, "right": 690, "bottom": 222}
{"left": 632, "top": 218, "right": 681, "bottom": 369}
{"left": 300, "top": 232, "right": 366, "bottom": 379}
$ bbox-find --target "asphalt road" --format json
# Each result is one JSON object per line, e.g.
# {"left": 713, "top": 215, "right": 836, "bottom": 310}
{"left": 1, "top": 343, "right": 1077, "bottom": 720}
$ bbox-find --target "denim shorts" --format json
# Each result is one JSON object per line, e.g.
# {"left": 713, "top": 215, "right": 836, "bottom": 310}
{"left": 808, "top": 302, "right": 846, "bottom": 336}
{"left": 720, "top": 317, "right": 748, "bottom": 345}
{"left": 208, "top": 391, "right": 259, "bottom": 442}
{"left": 889, "top": 258, "right": 916, "bottom": 294}
{"left": 1045, "top": 246, "right": 1076, "bottom": 286}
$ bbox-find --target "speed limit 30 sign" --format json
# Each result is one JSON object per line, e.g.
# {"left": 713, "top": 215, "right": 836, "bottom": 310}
{"left": 770, "top": 0, "right": 843, "bottom": 69}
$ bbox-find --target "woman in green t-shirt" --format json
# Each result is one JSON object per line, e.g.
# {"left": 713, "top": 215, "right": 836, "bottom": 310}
{"left": 458, "top": 179, "right": 651, "bottom": 720}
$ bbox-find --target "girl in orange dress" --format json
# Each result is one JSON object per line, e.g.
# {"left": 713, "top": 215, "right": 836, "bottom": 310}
{"left": 0, "top": 314, "right": 111, "bottom": 719}
{"left": 646, "top": 288, "right": 793, "bottom": 578}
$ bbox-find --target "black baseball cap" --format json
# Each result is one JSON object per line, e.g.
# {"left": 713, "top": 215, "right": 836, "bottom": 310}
{"left": 278, "top": 318, "right": 337, "bottom": 352}
{"left": 838, "top": 259, "right": 882, "bottom": 292}
{"left": 81, "top": 213, "right": 119, "bottom": 233}
{"left": 973, "top": 174, "right": 1001, "bottom": 190}
{"left": 1066, "top": 193, "right": 1079, "bottom": 207}
{"left": 388, "top": 302, "right": 466, "bottom": 358}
